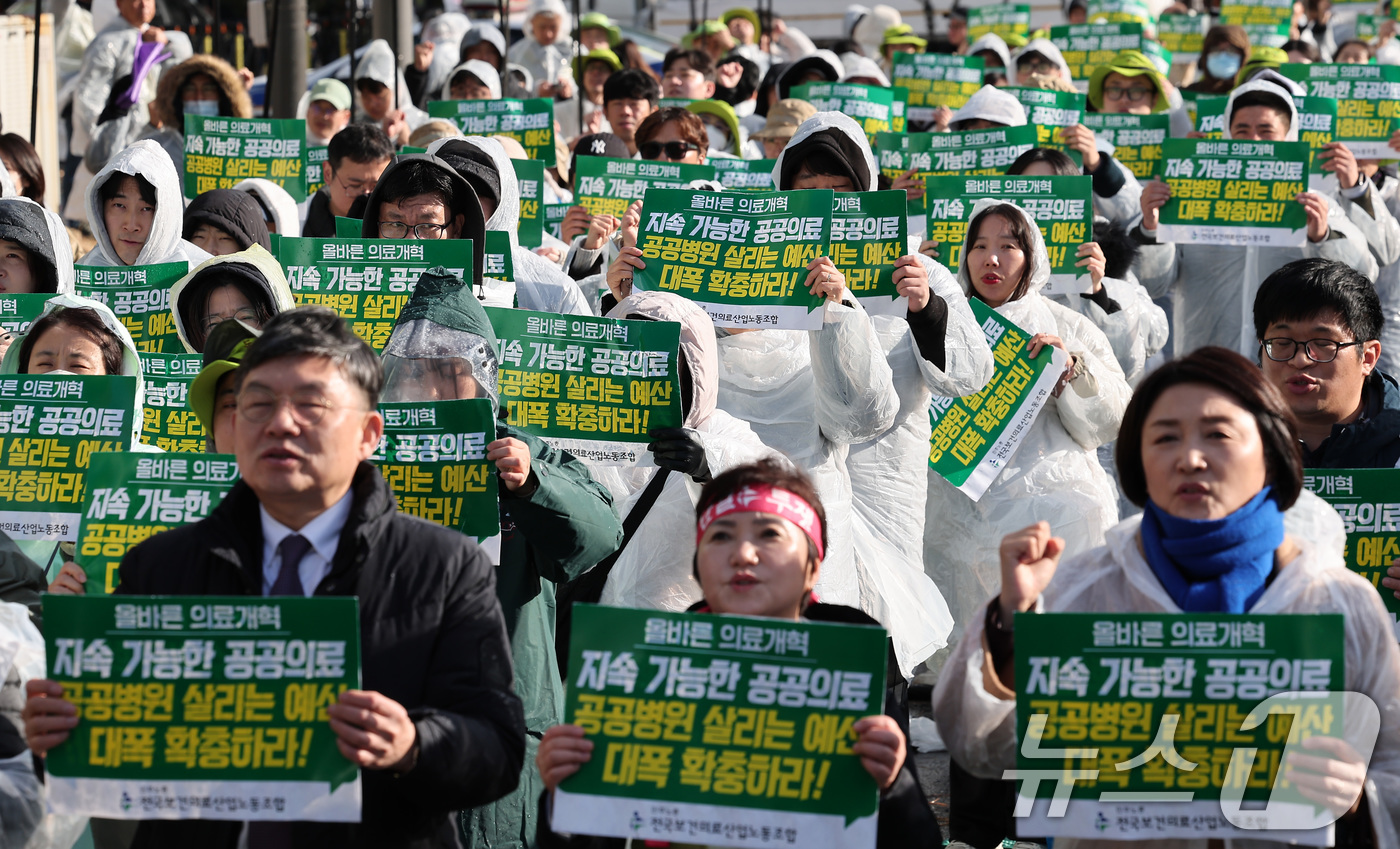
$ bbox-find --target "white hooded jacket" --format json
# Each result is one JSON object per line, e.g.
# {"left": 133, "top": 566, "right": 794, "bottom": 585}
{"left": 594, "top": 291, "right": 774, "bottom": 612}
{"left": 926, "top": 199, "right": 1131, "bottom": 646}
{"left": 1136, "top": 78, "right": 1379, "bottom": 357}
{"left": 932, "top": 511, "right": 1400, "bottom": 847}
{"left": 950, "top": 84, "right": 1027, "bottom": 129}
{"left": 82, "top": 140, "right": 211, "bottom": 269}
{"left": 426, "top": 136, "right": 591, "bottom": 316}
{"left": 774, "top": 112, "right": 995, "bottom": 674}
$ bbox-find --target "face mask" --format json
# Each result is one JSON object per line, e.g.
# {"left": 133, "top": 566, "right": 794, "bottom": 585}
{"left": 1205, "top": 51, "right": 1242, "bottom": 80}
{"left": 184, "top": 99, "right": 220, "bottom": 116}
{"left": 704, "top": 124, "right": 731, "bottom": 153}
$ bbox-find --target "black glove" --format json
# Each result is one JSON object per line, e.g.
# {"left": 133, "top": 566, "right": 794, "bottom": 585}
{"left": 647, "top": 427, "right": 710, "bottom": 482}
{"left": 96, "top": 74, "right": 136, "bottom": 125}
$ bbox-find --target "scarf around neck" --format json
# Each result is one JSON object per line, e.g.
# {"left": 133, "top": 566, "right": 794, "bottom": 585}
{"left": 1139, "top": 487, "right": 1284, "bottom": 614}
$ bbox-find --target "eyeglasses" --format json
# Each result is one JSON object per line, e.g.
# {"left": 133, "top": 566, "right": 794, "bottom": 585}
{"left": 200, "top": 308, "right": 261, "bottom": 337}
{"left": 640, "top": 140, "right": 699, "bottom": 161}
{"left": 237, "top": 389, "right": 353, "bottom": 426}
{"left": 378, "top": 221, "right": 451, "bottom": 239}
{"left": 1020, "top": 57, "right": 1057, "bottom": 75}
{"left": 1104, "top": 85, "right": 1154, "bottom": 103}
{"left": 334, "top": 174, "right": 378, "bottom": 195}
{"left": 1260, "top": 337, "right": 1365, "bottom": 363}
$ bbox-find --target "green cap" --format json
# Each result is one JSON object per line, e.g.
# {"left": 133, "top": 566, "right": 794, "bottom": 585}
{"left": 309, "top": 77, "right": 352, "bottom": 111}
{"left": 1236, "top": 46, "right": 1288, "bottom": 88}
{"left": 882, "top": 24, "right": 927, "bottom": 49}
{"left": 189, "top": 322, "right": 260, "bottom": 438}
{"left": 578, "top": 11, "right": 620, "bottom": 45}
{"left": 720, "top": 8, "right": 761, "bottom": 33}
{"left": 573, "top": 46, "right": 624, "bottom": 82}
{"left": 687, "top": 99, "right": 742, "bottom": 154}
{"left": 1087, "top": 49, "right": 1170, "bottom": 113}
{"left": 684, "top": 18, "right": 728, "bottom": 47}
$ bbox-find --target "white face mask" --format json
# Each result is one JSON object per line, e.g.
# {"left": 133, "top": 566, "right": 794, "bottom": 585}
{"left": 704, "top": 124, "right": 731, "bottom": 153}
{"left": 42, "top": 369, "right": 76, "bottom": 376}
{"left": 184, "top": 99, "right": 220, "bottom": 117}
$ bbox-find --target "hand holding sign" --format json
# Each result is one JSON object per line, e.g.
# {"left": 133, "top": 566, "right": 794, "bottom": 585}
{"left": 892, "top": 256, "right": 930, "bottom": 312}
{"left": 1075, "top": 242, "right": 1106, "bottom": 293}
{"left": 805, "top": 257, "right": 846, "bottom": 301}
{"left": 1285, "top": 736, "right": 1368, "bottom": 817}
{"left": 1060, "top": 124, "right": 1100, "bottom": 171}
{"left": 998, "top": 520, "right": 1065, "bottom": 622}
{"left": 1140, "top": 177, "right": 1172, "bottom": 231}
{"left": 1319, "top": 141, "right": 1360, "bottom": 190}
{"left": 1298, "top": 191, "right": 1331, "bottom": 243}
{"left": 328, "top": 689, "right": 419, "bottom": 771}
{"left": 538, "top": 723, "right": 593, "bottom": 791}
{"left": 48, "top": 562, "right": 87, "bottom": 595}
{"left": 851, "top": 715, "right": 906, "bottom": 791}
{"left": 1383, "top": 559, "right": 1400, "bottom": 599}
{"left": 607, "top": 246, "right": 644, "bottom": 302}
{"left": 488, "top": 436, "right": 534, "bottom": 492}
{"left": 21, "top": 679, "right": 78, "bottom": 756}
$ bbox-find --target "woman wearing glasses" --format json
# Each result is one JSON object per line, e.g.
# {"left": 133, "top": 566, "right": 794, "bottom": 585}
{"left": 633, "top": 106, "right": 709, "bottom": 164}
{"left": 168, "top": 244, "right": 295, "bottom": 353}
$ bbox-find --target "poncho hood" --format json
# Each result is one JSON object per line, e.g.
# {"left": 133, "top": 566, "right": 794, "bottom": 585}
{"left": 182, "top": 188, "right": 272, "bottom": 251}
{"left": 956, "top": 197, "right": 1051, "bottom": 300}
{"left": 85, "top": 139, "right": 211, "bottom": 268}
{"left": 232, "top": 178, "right": 302, "bottom": 238}
{"left": 607, "top": 290, "right": 719, "bottom": 429}
{"left": 383, "top": 266, "right": 500, "bottom": 411}
{"left": 1010, "top": 38, "right": 1073, "bottom": 82}
{"left": 772, "top": 111, "right": 877, "bottom": 192}
{"left": 0, "top": 199, "right": 61, "bottom": 294}
{"left": 358, "top": 154, "right": 487, "bottom": 287}
{"left": 777, "top": 51, "right": 845, "bottom": 99}
{"left": 1224, "top": 77, "right": 1299, "bottom": 141}
{"left": 168, "top": 244, "right": 295, "bottom": 353}
{"left": 967, "top": 33, "right": 1011, "bottom": 70}
{"left": 428, "top": 135, "right": 521, "bottom": 255}
{"left": 950, "top": 84, "right": 1028, "bottom": 129}
{"left": 441, "top": 59, "right": 503, "bottom": 100}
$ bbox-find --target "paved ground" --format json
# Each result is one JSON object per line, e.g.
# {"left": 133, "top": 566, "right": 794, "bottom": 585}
{"left": 910, "top": 693, "right": 952, "bottom": 835}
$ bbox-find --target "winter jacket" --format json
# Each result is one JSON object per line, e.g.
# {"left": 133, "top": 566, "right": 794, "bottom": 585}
{"left": 182, "top": 188, "right": 271, "bottom": 251}
{"left": 927, "top": 200, "right": 1131, "bottom": 648}
{"left": 426, "top": 136, "right": 592, "bottom": 316}
{"left": 0, "top": 199, "right": 65, "bottom": 294}
{"left": 1302, "top": 370, "right": 1400, "bottom": 469}
{"left": 774, "top": 112, "right": 994, "bottom": 675}
{"left": 86, "top": 53, "right": 252, "bottom": 175}
{"left": 932, "top": 510, "right": 1400, "bottom": 846}
{"left": 303, "top": 187, "right": 338, "bottom": 238}
{"left": 1135, "top": 79, "right": 1378, "bottom": 357}
{"left": 112, "top": 462, "right": 528, "bottom": 849}
{"left": 82, "top": 140, "right": 212, "bottom": 269}
{"left": 167, "top": 244, "right": 296, "bottom": 352}
{"left": 536, "top": 602, "right": 943, "bottom": 849}
{"left": 380, "top": 269, "right": 624, "bottom": 849}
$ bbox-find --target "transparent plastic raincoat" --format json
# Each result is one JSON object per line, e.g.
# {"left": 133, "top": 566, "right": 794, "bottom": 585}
{"left": 82, "top": 139, "right": 211, "bottom": 269}
{"left": 924, "top": 200, "right": 1131, "bottom": 644}
{"left": 354, "top": 39, "right": 431, "bottom": 131}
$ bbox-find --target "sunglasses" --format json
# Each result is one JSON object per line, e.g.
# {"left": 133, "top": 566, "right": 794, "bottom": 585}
{"left": 640, "top": 140, "right": 699, "bottom": 160}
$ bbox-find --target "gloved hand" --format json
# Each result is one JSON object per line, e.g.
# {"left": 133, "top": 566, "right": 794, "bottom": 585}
{"left": 647, "top": 427, "right": 710, "bottom": 482}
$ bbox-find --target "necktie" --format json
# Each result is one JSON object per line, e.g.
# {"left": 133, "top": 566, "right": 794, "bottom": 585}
{"left": 270, "top": 534, "right": 311, "bottom": 597}
{"left": 248, "top": 535, "right": 314, "bottom": 846}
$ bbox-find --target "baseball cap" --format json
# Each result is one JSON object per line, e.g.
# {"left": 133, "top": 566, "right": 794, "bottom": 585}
{"left": 309, "top": 78, "right": 352, "bottom": 111}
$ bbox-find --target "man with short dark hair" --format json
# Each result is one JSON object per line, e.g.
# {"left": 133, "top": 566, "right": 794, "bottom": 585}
{"left": 303, "top": 122, "right": 396, "bottom": 237}
{"left": 1254, "top": 257, "right": 1400, "bottom": 468}
{"left": 601, "top": 69, "right": 659, "bottom": 155}
{"left": 358, "top": 154, "right": 488, "bottom": 292}
{"left": 661, "top": 48, "right": 716, "bottom": 100}
{"left": 22, "top": 307, "right": 526, "bottom": 846}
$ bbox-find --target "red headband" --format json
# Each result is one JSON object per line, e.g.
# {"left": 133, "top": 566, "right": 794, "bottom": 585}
{"left": 696, "top": 484, "right": 825, "bottom": 560}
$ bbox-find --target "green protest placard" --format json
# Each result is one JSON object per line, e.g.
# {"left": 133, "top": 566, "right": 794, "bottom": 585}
{"left": 1304, "top": 469, "right": 1400, "bottom": 640}
{"left": 1356, "top": 14, "right": 1383, "bottom": 38}
{"left": 0, "top": 293, "right": 53, "bottom": 336}
{"left": 544, "top": 202, "right": 570, "bottom": 241}
{"left": 891, "top": 87, "right": 908, "bottom": 133}
{"left": 1004, "top": 87, "right": 1086, "bottom": 149}
{"left": 42, "top": 593, "right": 362, "bottom": 820}
{"left": 710, "top": 158, "right": 777, "bottom": 192}
{"left": 139, "top": 352, "right": 204, "bottom": 453}
{"left": 513, "top": 158, "right": 546, "bottom": 248}
{"left": 374, "top": 398, "right": 500, "bottom": 540}
{"left": 1156, "top": 138, "right": 1309, "bottom": 247}
{"left": 1234, "top": 21, "right": 1291, "bottom": 47}
{"left": 278, "top": 238, "right": 473, "bottom": 352}
{"left": 790, "top": 83, "right": 894, "bottom": 144}
{"left": 485, "top": 307, "right": 683, "bottom": 463}
{"left": 1219, "top": 0, "right": 1292, "bottom": 26}
{"left": 929, "top": 299, "right": 1066, "bottom": 500}
{"left": 829, "top": 191, "right": 907, "bottom": 316}
{"left": 890, "top": 53, "right": 985, "bottom": 123}
{"left": 1196, "top": 94, "right": 1337, "bottom": 190}
{"left": 1156, "top": 13, "right": 1208, "bottom": 59}
{"left": 1280, "top": 63, "right": 1400, "bottom": 158}
{"left": 74, "top": 263, "right": 187, "bottom": 353}
{"left": 183, "top": 115, "right": 307, "bottom": 201}
{"left": 968, "top": 4, "right": 1031, "bottom": 40}
{"left": 305, "top": 145, "right": 328, "bottom": 196}
{"left": 634, "top": 188, "right": 832, "bottom": 330}
{"left": 1049, "top": 22, "right": 1149, "bottom": 81}
{"left": 0, "top": 374, "right": 138, "bottom": 541}
{"left": 1088, "top": 0, "right": 1154, "bottom": 29}
{"left": 1014, "top": 612, "right": 1345, "bottom": 842}
{"left": 925, "top": 175, "right": 1094, "bottom": 295}
{"left": 76, "top": 453, "right": 239, "bottom": 594}
{"left": 426, "top": 98, "right": 556, "bottom": 165}
{"left": 657, "top": 97, "right": 696, "bottom": 109}
{"left": 552, "top": 604, "right": 888, "bottom": 848}
{"left": 573, "top": 156, "right": 718, "bottom": 219}
{"left": 877, "top": 126, "right": 1039, "bottom": 217}
{"left": 1082, "top": 112, "right": 1169, "bottom": 179}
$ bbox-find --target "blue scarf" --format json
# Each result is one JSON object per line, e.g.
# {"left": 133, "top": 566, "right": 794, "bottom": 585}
{"left": 1139, "top": 487, "right": 1284, "bottom": 614}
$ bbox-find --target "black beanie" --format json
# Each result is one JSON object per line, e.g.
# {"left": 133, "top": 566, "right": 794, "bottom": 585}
{"left": 778, "top": 128, "right": 870, "bottom": 192}
{"left": 183, "top": 189, "right": 272, "bottom": 251}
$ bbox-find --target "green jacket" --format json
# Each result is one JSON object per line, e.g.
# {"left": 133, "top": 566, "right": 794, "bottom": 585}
{"left": 463, "top": 424, "right": 623, "bottom": 849}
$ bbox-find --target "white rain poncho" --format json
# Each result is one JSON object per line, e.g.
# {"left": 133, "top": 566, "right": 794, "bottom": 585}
{"left": 232, "top": 178, "right": 302, "bottom": 237}
{"left": 593, "top": 290, "right": 774, "bottom": 612}
{"left": 839, "top": 54, "right": 890, "bottom": 87}
{"left": 967, "top": 33, "right": 1011, "bottom": 70}
{"left": 507, "top": 0, "right": 574, "bottom": 93}
{"left": 440, "top": 60, "right": 502, "bottom": 100}
{"left": 931, "top": 507, "right": 1400, "bottom": 846}
{"left": 354, "top": 39, "right": 430, "bottom": 131}
{"left": 83, "top": 140, "right": 211, "bottom": 269}
{"left": 1009, "top": 38, "right": 1074, "bottom": 82}
{"left": 925, "top": 200, "right": 1131, "bottom": 645}
{"left": 1136, "top": 78, "right": 1378, "bottom": 357}
{"left": 949, "top": 84, "right": 1026, "bottom": 129}
{"left": 713, "top": 164, "right": 901, "bottom": 612}
{"left": 0, "top": 168, "right": 14, "bottom": 199}
{"left": 775, "top": 112, "right": 995, "bottom": 674}
{"left": 420, "top": 11, "right": 474, "bottom": 98}
{"left": 167, "top": 245, "right": 296, "bottom": 353}
{"left": 1363, "top": 172, "right": 1400, "bottom": 375}
{"left": 425, "top": 136, "right": 591, "bottom": 315}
